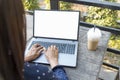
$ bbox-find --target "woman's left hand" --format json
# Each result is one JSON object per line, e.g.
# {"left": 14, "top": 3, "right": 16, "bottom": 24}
{"left": 24, "top": 44, "right": 44, "bottom": 62}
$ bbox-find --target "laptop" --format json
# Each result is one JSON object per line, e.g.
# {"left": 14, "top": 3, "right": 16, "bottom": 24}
{"left": 25, "top": 10, "right": 80, "bottom": 67}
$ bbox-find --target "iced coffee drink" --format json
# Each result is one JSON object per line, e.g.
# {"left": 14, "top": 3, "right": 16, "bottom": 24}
{"left": 87, "top": 27, "right": 101, "bottom": 51}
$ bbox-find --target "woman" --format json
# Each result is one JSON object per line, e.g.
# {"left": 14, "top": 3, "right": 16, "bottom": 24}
{"left": 0, "top": 0, "right": 68, "bottom": 80}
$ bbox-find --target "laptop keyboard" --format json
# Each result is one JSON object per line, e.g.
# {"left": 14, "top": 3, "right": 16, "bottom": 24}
{"left": 29, "top": 41, "right": 75, "bottom": 54}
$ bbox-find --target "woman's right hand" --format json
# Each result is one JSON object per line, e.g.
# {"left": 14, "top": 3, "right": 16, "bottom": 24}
{"left": 44, "top": 45, "right": 58, "bottom": 69}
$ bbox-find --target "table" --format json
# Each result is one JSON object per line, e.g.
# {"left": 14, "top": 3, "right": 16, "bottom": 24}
{"left": 26, "top": 14, "right": 111, "bottom": 80}
{"left": 65, "top": 26, "right": 111, "bottom": 80}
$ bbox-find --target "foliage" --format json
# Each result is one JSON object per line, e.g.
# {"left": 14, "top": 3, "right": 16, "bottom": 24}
{"left": 22, "top": 0, "right": 40, "bottom": 10}
{"left": 59, "top": 1, "right": 72, "bottom": 10}
{"left": 108, "top": 34, "right": 120, "bottom": 49}
{"left": 86, "top": 0, "right": 120, "bottom": 50}
{"left": 44, "top": 0, "right": 72, "bottom": 10}
{"left": 86, "top": 6, "right": 118, "bottom": 28}
{"left": 44, "top": 0, "right": 50, "bottom": 9}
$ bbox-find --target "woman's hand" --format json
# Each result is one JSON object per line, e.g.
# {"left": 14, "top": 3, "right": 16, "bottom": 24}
{"left": 24, "top": 44, "right": 44, "bottom": 62}
{"left": 45, "top": 45, "right": 58, "bottom": 69}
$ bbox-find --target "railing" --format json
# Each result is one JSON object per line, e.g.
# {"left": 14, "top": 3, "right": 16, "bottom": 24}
{"left": 49, "top": 0, "right": 120, "bottom": 79}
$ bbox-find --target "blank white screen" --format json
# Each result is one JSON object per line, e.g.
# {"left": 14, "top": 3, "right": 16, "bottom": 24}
{"left": 34, "top": 10, "right": 79, "bottom": 40}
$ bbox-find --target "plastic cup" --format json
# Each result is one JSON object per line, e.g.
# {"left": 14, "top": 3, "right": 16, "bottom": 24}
{"left": 87, "top": 27, "right": 102, "bottom": 51}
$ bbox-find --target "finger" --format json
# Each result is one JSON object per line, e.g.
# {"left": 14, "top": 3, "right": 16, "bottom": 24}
{"left": 54, "top": 46, "right": 58, "bottom": 52}
{"left": 54, "top": 46, "right": 58, "bottom": 56}
{"left": 47, "top": 46, "right": 51, "bottom": 51}
{"left": 53, "top": 45, "right": 58, "bottom": 50}
{"left": 56, "top": 46, "right": 58, "bottom": 51}
{"left": 53, "top": 45, "right": 56, "bottom": 49}
{"left": 55, "top": 47, "right": 58, "bottom": 53}
{"left": 34, "top": 43, "right": 41, "bottom": 48}
{"left": 36, "top": 46, "right": 43, "bottom": 52}
{"left": 50, "top": 45, "right": 54, "bottom": 50}
{"left": 44, "top": 47, "right": 49, "bottom": 56}
{"left": 31, "top": 44, "right": 36, "bottom": 49}
{"left": 42, "top": 47, "right": 46, "bottom": 53}
{"left": 31, "top": 44, "right": 39, "bottom": 49}
{"left": 36, "top": 47, "right": 44, "bottom": 56}
{"left": 38, "top": 48, "right": 44, "bottom": 54}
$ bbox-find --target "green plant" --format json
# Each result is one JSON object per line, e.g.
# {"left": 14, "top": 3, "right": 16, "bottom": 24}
{"left": 59, "top": 1, "right": 72, "bottom": 10}
{"left": 108, "top": 34, "right": 120, "bottom": 49}
{"left": 86, "top": 0, "right": 120, "bottom": 50}
{"left": 44, "top": 0, "right": 72, "bottom": 10}
{"left": 86, "top": 6, "right": 118, "bottom": 28}
{"left": 22, "top": 0, "right": 40, "bottom": 10}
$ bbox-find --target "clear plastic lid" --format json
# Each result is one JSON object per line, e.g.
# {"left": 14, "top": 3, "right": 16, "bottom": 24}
{"left": 87, "top": 27, "right": 102, "bottom": 41}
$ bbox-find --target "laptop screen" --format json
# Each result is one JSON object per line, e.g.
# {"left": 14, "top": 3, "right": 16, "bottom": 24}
{"left": 34, "top": 10, "right": 80, "bottom": 40}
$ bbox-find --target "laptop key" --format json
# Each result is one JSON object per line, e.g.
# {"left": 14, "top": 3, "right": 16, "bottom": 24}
{"left": 29, "top": 41, "right": 75, "bottom": 54}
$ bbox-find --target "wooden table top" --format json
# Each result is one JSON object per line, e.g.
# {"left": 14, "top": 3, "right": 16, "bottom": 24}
{"left": 64, "top": 26, "right": 111, "bottom": 80}
{"left": 26, "top": 14, "right": 111, "bottom": 80}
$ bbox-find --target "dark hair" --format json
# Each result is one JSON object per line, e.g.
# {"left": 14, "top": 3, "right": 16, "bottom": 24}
{"left": 0, "top": 0, "right": 26, "bottom": 80}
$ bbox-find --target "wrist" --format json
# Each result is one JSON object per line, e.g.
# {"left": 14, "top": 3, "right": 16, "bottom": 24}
{"left": 24, "top": 56, "right": 29, "bottom": 62}
{"left": 24, "top": 56, "right": 33, "bottom": 62}
{"left": 49, "top": 60, "right": 58, "bottom": 69}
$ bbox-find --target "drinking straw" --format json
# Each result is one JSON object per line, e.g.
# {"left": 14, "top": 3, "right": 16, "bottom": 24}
{"left": 94, "top": 25, "right": 96, "bottom": 32}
